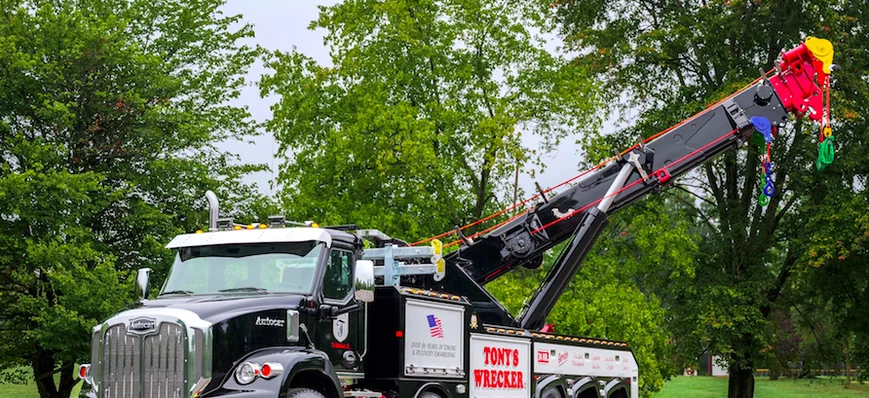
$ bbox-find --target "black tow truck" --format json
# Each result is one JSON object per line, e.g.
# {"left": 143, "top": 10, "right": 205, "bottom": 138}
{"left": 78, "top": 37, "right": 834, "bottom": 398}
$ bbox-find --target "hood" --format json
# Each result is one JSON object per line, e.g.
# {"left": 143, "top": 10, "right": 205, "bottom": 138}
{"left": 136, "top": 294, "right": 306, "bottom": 324}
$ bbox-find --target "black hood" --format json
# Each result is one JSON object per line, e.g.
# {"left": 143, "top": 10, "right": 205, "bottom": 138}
{"left": 138, "top": 294, "right": 306, "bottom": 324}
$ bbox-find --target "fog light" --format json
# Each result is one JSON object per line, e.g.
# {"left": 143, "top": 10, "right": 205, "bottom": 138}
{"left": 260, "top": 362, "right": 283, "bottom": 379}
{"left": 77, "top": 364, "right": 95, "bottom": 388}
{"left": 235, "top": 362, "right": 259, "bottom": 385}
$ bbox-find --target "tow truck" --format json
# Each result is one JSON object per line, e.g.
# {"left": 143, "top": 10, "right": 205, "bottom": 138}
{"left": 78, "top": 37, "right": 835, "bottom": 398}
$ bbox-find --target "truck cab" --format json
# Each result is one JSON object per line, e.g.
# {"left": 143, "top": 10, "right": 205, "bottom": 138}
{"left": 79, "top": 223, "right": 379, "bottom": 398}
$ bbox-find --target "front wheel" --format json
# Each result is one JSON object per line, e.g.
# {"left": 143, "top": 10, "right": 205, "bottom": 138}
{"left": 285, "top": 388, "right": 326, "bottom": 398}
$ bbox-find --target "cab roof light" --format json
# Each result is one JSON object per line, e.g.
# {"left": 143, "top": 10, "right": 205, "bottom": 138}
{"left": 268, "top": 215, "right": 286, "bottom": 227}
{"left": 216, "top": 218, "right": 234, "bottom": 230}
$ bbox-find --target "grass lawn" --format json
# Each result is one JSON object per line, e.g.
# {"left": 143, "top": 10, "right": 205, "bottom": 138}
{"left": 655, "top": 376, "right": 869, "bottom": 398}
{"left": 0, "top": 367, "right": 82, "bottom": 398}
{"left": 4, "top": 374, "right": 868, "bottom": 398}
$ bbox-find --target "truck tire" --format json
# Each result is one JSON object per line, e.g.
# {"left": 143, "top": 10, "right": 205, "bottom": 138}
{"left": 285, "top": 388, "right": 326, "bottom": 398}
{"left": 418, "top": 392, "right": 442, "bottom": 398}
{"left": 541, "top": 387, "right": 563, "bottom": 398}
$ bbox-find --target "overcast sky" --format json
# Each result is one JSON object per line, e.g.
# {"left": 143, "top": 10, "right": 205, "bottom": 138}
{"left": 218, "top": 0, "right": 593, "bottom": 200}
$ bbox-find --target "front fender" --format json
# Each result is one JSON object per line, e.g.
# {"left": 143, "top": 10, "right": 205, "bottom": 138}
{"left": 212, "top": 346, "right": 341, "bottom": 398}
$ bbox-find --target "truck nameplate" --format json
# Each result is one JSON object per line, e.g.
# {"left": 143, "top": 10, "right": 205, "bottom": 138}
{"left": 128, "top": 317, "right": 157, "bottom": 334}
{"left": 470, "top": 334, "right": 531, "bottom": 398}
{"left": 255, "top": 316, "right": 285, "bottom": 327}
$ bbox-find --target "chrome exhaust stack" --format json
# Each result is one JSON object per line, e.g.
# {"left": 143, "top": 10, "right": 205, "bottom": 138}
{"left": 205, "top": 190, "right": 219, "bottom": 232}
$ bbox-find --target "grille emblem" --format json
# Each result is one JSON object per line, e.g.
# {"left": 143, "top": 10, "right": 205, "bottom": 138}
{"left": 128, "top": 317, "right": 157, "bottom": 334}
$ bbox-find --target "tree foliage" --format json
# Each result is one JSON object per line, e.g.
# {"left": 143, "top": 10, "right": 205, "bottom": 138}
{"left": 260, "top": 0, "right": 600, "bottom": 240}
{"left": 547, "top": 0, "right": 869, "bottom": 397}
{"left": 0, "top": 1, "right": 260, "bottom": 396}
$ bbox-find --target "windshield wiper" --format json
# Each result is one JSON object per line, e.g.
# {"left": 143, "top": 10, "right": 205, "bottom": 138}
{"left": 218, "top": 287, "right": 269, "bottom": 293}
{"left": 160, "top": 290, "right": 193, "bottom": 296}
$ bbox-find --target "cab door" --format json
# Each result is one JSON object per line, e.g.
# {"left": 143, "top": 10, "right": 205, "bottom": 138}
{"left": 318, "top": 248, "right": 365, "bottom": 374}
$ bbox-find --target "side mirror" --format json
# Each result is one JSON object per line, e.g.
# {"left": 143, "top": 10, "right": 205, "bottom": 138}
{"left": 355, "top": 260, "right": 375, "bottom": 303}
{"left": 136, "top": 268, "right": 152, "bottom": 301}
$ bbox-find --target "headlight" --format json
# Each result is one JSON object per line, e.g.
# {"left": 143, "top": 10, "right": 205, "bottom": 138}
{"left": 235, "top": 362, "right": 259, "bottom": 385}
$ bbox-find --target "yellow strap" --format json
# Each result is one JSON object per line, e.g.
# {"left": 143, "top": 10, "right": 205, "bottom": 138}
{"left": 805, "top": 36, "right": 834, "bottom": 74}
{"left": 431, "top": 239, "right": 445, "bottom": 274}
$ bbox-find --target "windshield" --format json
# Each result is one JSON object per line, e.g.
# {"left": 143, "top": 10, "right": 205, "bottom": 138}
{"left": 161, "top": 241, "right": 323, "bottom": 295}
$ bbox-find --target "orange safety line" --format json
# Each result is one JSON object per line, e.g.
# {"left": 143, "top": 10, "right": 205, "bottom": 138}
{"left": 413, "top": 70, "right": 772, "bottom": 247}
{"left": 617, "top": 71, "right": 771, "bottom": 157}
{"left": 662, "top": 128, "right": 737, "bottom": 171}
{"left": 443, "top": 209, "right": 529, "bottom": 248}
{"left": 530, "top": 178, "right": 646, "bottom": 235}
{"left": 409, "top": 159, "right": 613, "bottom": 246}
{"left": 530, "top": 129, "right": 737, "bottom": 235}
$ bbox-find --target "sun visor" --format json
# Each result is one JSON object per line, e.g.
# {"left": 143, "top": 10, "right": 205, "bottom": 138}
{"left": 166, "top": 228, "right": 332, "bottom": 249}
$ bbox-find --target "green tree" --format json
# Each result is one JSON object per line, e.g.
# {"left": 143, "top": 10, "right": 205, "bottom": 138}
{"left": 548, "top": 0, "right": 869, "bottom": 397}
{"left": 0, "top": 1, "right": 260, "bottom": 397}
{"left": 790, "top": 180, "right": 869, "bottom": 383}
{"left": 260, "top": 0, "right": 600, "bottom": 241}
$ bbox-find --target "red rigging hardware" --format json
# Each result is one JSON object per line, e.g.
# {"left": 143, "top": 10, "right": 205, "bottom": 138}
{"left": 79, "top": 37, "right": 835, "bottom": 398}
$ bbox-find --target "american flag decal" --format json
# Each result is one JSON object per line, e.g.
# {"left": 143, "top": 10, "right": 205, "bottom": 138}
{"left": 427, "top": 314, "right": 444, "bottom": 338}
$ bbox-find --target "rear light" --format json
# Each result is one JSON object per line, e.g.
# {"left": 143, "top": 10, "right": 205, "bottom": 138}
{"left": 395, "top": 330, "right": 403, "bottom": 338}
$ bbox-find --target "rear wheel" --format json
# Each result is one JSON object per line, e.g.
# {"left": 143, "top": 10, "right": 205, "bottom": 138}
{"left": 608, "top": 389, "right": 628, "bottom": 398}
{"left": 285, "top": 388, "right": 326, "bottom": 398}
{"left": 418, "top": 392, "right": 442, "bottom": 398}
{"left": 541, "top": 387, "right": 563, "bottom": 398}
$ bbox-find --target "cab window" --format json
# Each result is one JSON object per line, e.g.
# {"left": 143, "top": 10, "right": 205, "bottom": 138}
{"left": 323, "top": 250, "right": 353, "bottom": 300}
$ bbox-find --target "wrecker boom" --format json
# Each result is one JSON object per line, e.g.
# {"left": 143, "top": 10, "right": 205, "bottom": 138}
{"left": 408, "top": 37, "right": 836, "bottom": 330}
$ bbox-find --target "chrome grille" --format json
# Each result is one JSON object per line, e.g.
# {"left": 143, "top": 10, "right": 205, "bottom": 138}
{"left": 142, "top": 323, "right": 185, "bottom": 398}
{"left": 97, "top": 320, "right": 198, "bottom": 398}
{"left": 100, "top": 324, "right": 141, "bottom": 398}
{"left": 91, "top": 330, "right": 99, "bottom": 374}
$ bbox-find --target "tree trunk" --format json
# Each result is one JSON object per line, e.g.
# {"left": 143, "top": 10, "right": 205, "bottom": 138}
{"left": 845, "top": 360, "right": 852, "bottom": 386}
{"left": 32, "top": 350, "right": 78, "bottom": 398}
{"left": 728, "top": 367, "right": 756, "bottom": 398}
{"left": 57, "top": 361, "right": 78, "bottom": 398}
{"left": 32, "top": 348, "right": 58, "bottom": 398}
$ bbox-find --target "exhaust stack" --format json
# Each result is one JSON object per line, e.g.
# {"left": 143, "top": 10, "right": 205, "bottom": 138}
{"left": 205, "top": 190, "right": 219, "bottom": 232}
